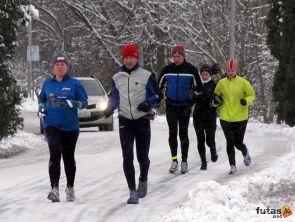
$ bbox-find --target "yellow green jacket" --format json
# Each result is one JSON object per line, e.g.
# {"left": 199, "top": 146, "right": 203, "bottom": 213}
{"left": 214, "top": 75, "right": 255, "bottom": 122}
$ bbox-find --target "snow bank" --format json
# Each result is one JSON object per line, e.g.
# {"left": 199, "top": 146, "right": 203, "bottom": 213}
{"left": 0, "top": 131, "right": 43, "bottom": 158}
{"left": 162, "top": 126, "right": 295, "bottom": 222}
{"left": 20, "top": 97, "right": 38, "bottom": 112}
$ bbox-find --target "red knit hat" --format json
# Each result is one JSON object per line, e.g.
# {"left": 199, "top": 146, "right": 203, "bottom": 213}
{"left": 121, "top": 44, "right": 140, "bottom": 60}
{"left": 172, "top": 44, "right": 185, "bottom": 57}
{"left": 225, "top": 59, "right": 238, "bottom": 71}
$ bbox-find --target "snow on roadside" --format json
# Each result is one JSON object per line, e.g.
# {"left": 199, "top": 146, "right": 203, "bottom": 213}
{"left": 0, "top": 131, "right": 43, "bottom": 158}
{"left": 161, "top": 125, "right": 295, "bottom": 222}
{"left": 19, "top": 97, "right": 38, "bottom": 112}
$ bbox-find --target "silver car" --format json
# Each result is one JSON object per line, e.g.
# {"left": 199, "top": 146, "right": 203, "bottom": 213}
{"left": 77, "top": 77, "right": 113, "bottom": 131}
{"left": 40, "top": 77, "right": 113, "bottom": 133}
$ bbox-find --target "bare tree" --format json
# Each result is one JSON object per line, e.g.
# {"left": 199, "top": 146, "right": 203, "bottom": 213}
{"left": 14, "top": 0, "right": 277, "bottom": 121}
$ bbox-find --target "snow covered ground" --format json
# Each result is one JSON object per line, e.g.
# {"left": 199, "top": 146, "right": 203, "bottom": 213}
{"left": 162, "top": 123, "right": 295, "bottom": 222}
{"left": 0, "top": 99, "right": 294, "bottom": 222}
{"left": 0, "top": 99, "right": 41, "bottom": 158}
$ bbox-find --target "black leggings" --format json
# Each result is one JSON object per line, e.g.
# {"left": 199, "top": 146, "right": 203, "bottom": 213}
{"left": 45, "top": 126, "right": 79, "bottom": 188}
{"left": 119, "top": 117, "right": 151, "bottom": 190}
{"left": 220, "top": 120, "right": 248, "bottom": 166}
{"left": 166, "top": 105, "right": 191, "bottom": 162}
{"left": 193, "top": 117, "right": 216, "bottom": 164}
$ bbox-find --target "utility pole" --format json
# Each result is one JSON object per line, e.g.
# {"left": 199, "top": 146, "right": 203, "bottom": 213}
{"left": 26, "top": 5, "right": 39, "bottom": 100}
{"left": 27, "top": 19, "right": 33, "bottom": 99}
{"left": 139, "top": 45, "right": 144, "bottom": 67}
{"left": 229, "top": 0, "right": 236, "bottom": 59}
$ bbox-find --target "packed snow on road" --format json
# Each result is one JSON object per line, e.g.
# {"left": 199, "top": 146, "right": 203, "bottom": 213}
{"left": 0, "top": 100, "right": 294, "bottom": 222}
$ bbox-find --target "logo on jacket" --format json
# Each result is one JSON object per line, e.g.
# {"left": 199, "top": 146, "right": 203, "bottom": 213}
{"left": 62, "top": 87, "right": 71, "bottom": 91}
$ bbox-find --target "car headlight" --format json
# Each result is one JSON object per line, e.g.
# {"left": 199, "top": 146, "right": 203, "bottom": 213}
{"left": 97, "top": 101, "right": 108, "bottom": 110}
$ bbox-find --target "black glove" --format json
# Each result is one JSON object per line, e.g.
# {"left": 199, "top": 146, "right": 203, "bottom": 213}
{"left": 104, "top": 107, "right": 114, "bottom": 118}
{"left": 137, "top": 101, "right": 150, "bottom": 112}
{"left": 212, "top": 94, "right": 223, "bottom": 106}
{"left": 192, "top": 85, "right": 203, "bottom": 94}
{"left": 240, "top": 99, "right": 247, "bottom": 106}
{"left": 188, "top": 89, "right": 198, "bottom": 103}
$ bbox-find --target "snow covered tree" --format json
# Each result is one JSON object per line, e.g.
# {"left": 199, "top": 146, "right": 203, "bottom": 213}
{"left": 13, "top": 0, "right": 276, "bottom": 122}
{"left": 0, "top": 0, "right": 28, "bottom": 140}
{"left": 267, "top": 0, "right": 295, "bottom": 125}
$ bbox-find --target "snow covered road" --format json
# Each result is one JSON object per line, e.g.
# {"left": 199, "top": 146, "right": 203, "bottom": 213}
{"left": 0, "top": 111, "right": 293, "bottom": 222}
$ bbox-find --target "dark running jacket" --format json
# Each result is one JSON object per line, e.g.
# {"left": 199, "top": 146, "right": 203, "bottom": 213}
{"left": 193, "top": 79, "right": 217, "bottom": 120}
{"left": 158, "top": 60, "right": 202, "bottom": 106}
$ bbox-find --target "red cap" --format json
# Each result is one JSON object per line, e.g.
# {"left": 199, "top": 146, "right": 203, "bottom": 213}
{"left": 225, "top": 59, "right": 238, "bottom": 71}
{"left": 121, "top": 44, "right": 140, "bottom": 60}
{"left": 172, "top": 45, "right": 185, "bottom": 57}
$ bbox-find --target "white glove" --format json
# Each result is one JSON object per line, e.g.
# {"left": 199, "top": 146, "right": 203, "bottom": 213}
{"left": 38, "top": 112, "right": 46, "bottom": 118}
{"left": 66, "top": 99, "right": 74, "bottom": 108}
{"left": 38, "top": 108, "right": 46, "bottom": 118}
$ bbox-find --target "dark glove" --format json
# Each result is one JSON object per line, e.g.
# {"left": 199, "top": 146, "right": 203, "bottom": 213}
{"left": 212, "top": 94, "right": 223, "bottom": 106}
{"left": 38, "top": 106, "right": 47, "bottom": 118}
{"left": 192, "top": 84, "right": 203, "bottom": 94}
{"left": 137, "top": 101, "right": 150, "bottom": 112}
{"left": 104, "top": 107, "right": 114, "bottom": 118}
{"left": 188, "top": 89, "right": 198, "bottom": 103}
{"left": 240, "top": 99, "right": 247, "bottom": 106}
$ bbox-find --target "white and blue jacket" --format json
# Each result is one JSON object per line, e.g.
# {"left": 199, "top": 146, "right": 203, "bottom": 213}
{"left": 158, "top": 60, "right": 202, "bottom": 106}
{"left": 108, "top": 63, "right": 160, "bottom": 120}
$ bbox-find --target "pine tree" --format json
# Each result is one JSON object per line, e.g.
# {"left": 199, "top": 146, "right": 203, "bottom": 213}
{"left": 0, "top": 0, "right": 28, "bottom": 140}
{"left": 267, "top": 0, "right": 295, "bottom": 126}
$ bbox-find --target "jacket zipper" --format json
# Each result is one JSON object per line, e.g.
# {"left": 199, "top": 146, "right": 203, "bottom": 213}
{"left": 127, "top": 74, "right": 134, "bottom": 119}
{"left": 176, "top": 72, "right": 179, "bottom": 101}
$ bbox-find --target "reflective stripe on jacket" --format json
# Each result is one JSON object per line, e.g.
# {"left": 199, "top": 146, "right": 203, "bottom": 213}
{"left": 158, "top": 61, "right": 201, "bottom": 104}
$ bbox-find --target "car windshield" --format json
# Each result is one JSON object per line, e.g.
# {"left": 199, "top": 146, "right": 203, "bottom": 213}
{"left": 79, "top": 79, "right": 105, "bottom": 96}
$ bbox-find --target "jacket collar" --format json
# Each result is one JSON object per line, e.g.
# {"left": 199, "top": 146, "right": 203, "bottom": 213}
{"left": 173, "top": 59, "right": 187, "bottom": 68}
{"left": 226, "top": 74, "right": 238, "bottom": 79}
{"left": 201, "top": 77, "right": 212, "bottom": 84}
{"left": 52, "top": 74, "right": 70, "bottom": 81}
{"left": 120, "top": 63, "right": 140, "bottom": 74}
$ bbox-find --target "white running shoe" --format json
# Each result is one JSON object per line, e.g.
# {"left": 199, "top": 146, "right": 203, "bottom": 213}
{"left": 244, "top": 152, "right": 251, "bottom": 166}
{"left": 169, "top": 161, "right": 178, "bottom": 173}
{"left": 65, "top": 186, "right": 75, "bottom": 202}
{"left": 228, "top": 165, "right": 237, "bottom": 175}
{"left": 47, "top": 187, "right": 60, "bottom": 202}
{"left": 180, "top": 162, "right": 188, "bottom": 174}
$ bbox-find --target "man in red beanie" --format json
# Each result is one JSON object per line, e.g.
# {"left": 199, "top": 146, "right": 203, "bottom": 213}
{"left": 171, "top": 45, "right": 185, "bottom": 58}
{"left": 104, "top": 43, "right": 161, "bottom": 204}
{"left": 158, "top": 44, "right": 203, "bottom": 174}
{"left": 121, "top": 44, "right": 140, "bottom": 61}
